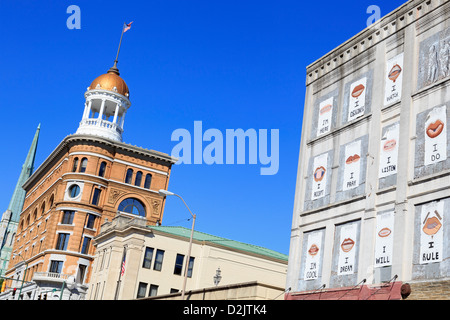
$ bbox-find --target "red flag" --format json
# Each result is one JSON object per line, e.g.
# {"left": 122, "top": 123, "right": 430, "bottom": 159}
{"left": 124, "top": 21, "right": 133, "bottom": 33}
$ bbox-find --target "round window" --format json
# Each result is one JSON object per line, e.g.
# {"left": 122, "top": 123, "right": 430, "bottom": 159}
{"left": 118, "top": 198, "right": 146, "bottom": 217}
{"left": 69, "top": 184, "right": 81, "bottom": 198}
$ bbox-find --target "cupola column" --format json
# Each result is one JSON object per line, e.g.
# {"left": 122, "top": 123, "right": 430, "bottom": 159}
{"left": 113, "top": 103, "right": 120, "bottom": 124}
{"left": 98, "top": 99, "right": 106, "bottom": 122}
{"left": 83, "top": 100, "right": 93, "bottom": 119}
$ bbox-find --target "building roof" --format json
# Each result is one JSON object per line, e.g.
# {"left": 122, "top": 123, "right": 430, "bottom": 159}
{"left": 149, "top": 225, "right": 288, "bottom": 262}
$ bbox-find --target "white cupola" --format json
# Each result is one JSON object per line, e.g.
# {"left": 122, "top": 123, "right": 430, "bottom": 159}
{"left": 75, "top": 63, "right": 131, "bottom": 142}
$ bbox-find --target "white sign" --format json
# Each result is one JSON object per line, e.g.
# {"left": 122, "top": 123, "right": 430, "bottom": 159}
{"left": 317, "top": 97, "right": 333, "bottom": 136}
{"left": 338, "top": 223, "right": 358, "bottom": 275}
{"left": 311, "top": 153, "right": 328, "bottom": 200}
{"left": 424, "top": 105, "right": 447, "bottom": 166}
{"left": 379, "top": 123, "right": 399, "bottom": 178}
{"left": 348, "top": 77, "right": 367, "bottom": 122}
{"left": 420, "top": 201, "right": 444, "bottom": 264}
{"left": 303, "top": 230, "right": 323, "bottom": 280}
{"left": 343, "top": 140, "right": 361, "bottom": 191}
{"left": 384, "top": 53, "right": 404, "bottom": 106}
{"left": 374, "top": 211, "right": 394, "bottom": 268}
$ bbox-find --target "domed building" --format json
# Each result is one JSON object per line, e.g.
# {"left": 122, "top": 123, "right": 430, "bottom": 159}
{"left": 1, "top": 61, "right": 177, "bottom": 300}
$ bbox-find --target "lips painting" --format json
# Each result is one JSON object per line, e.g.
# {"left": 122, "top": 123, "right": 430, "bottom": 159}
{"left": 426, "top": 120, "right": 444, "bottom": 139}
{"left": 308, "top": 244, "right": 319, "bottom": 256}
{"left": 378, "top": 227, "right": 392, "bottom": 238}
{"left": 341, "top": 238, "right": 355, "bottom": 253}
{"left": 314, "top": 166, "right": 326, "bottom": 182}
{"left": 320, "top": 104, "right": 332, "bottom": 115}
{"left": 383, "top": 139, "right": 397, "bottom": 152}
{"left": 351, "top": 84, "right": 365, "bottom": 98}
{"left": 388, "top": 64, "right": 402, "bottom": 82}
{"left": 423, "top": 216, "right": 442, "bottom": 236}
{"left": 345, "top": 154, "right": 361, "bottom": 165}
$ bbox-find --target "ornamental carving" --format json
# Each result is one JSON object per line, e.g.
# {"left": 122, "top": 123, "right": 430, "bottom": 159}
{"left": 108, "top": 188, "right": 123, "bottom": 204}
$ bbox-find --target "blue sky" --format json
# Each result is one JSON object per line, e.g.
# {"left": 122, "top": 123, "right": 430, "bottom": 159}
{"left": 0, "top": 0, "right": 406, "bottom": 255}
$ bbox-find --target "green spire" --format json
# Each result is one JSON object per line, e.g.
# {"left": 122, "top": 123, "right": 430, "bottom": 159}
{"left": 7, "top": 124, "right": 40, "bottom": 222}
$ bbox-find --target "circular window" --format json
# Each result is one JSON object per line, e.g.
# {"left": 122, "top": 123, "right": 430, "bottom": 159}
{"left": 69, "top": 184, "right": 81, "bottom": 198}
{"left": 118, "top": 198, "right": 146, "bottom": 217}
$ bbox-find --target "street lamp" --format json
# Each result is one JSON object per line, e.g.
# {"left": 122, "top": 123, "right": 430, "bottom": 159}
{"left": 13, "top": 253, "right": 28, "bottom": 300}
{"left": 213, "top": 267, "right": 222, "bottom": 286}
{"left": 158, "top": 189, "right": 196, "bottom": 300}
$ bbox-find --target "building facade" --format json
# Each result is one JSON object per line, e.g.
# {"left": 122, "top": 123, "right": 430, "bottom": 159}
{"left": 89, "top": 214, "right": 288, "bottom": 300}
{"left": 286, "top": 0, "right": 450, "bottom": 300}
{"left": 0, "top": 63, "right": 177, "bottom": 300}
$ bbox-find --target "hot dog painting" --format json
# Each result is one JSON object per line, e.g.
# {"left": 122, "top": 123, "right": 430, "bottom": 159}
{"left": 384, "top": 53, "right": 404, "bottom": 106}
{"left": 311, "top": 153, "right": 328, "bottom": 200}
{"left": 343, "top": 140, "right": 361, "bottom": 191}
{"left": 374, "top": 211, "right": 394, "bottom": 268}
{"left": 424, "top": 105, "right": 447, "bottom": 166}
{"left": 420, "top": 201, "right": 444, "bottom": 265}
{"left": 317, "top": 97, "right": 333, "bottom": 137}
{"left": 379, "top": 123, "right": 399, "bottom": 179}
{"left": 303, "top": 230, "right": 324, "bottom": 281}
{"left": 338, "top": 222, "right": 358, "bottom": 275}
{"left": 348, "top": 77, "right": 367, "bottom": 122}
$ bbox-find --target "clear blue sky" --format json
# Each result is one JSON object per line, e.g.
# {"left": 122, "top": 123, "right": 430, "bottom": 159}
{"left": 0, "top": 0, "right": 406, "bottom": 255}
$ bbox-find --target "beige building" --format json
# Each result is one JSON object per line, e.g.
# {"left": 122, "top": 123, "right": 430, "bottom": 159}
{"left": 286, "top": 0, "right": 450, "bottom": 300}
{"left": 89, "top": 214, "right": 288, "bottom": 300}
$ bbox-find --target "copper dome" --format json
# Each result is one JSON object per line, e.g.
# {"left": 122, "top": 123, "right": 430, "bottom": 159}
{"left": 89, "top": 70, "right": 129, "bottom": 97}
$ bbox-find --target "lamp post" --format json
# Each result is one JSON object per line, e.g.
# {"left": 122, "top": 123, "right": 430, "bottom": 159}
{"left": 13, "top": 253, "right": 28, "bottom": 300}
{"left": 159, "top": 189, "right": 196, "bottom": 300}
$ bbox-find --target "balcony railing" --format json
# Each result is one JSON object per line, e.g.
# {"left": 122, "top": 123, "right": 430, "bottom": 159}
{"left": 32, "top": 272, "right": 70, "bottom": 282}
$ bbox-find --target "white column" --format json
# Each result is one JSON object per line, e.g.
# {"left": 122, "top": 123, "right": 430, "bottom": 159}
{"left": 112, "top": 103, "right": 120, "bottom": 124}
{"left": 83, "top": 100, "right": 93, "bottom": 119}
{"left": 120, "top": 111, "right": 126, "bottom": 128}
{"left": 98, "top": 99, "right": 106, "bottom": 124}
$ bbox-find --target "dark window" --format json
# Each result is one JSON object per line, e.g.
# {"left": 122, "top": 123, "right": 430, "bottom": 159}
{"left": 61, "top": 210, "right": 75, "bottom": 225}
{"left": 72, "top": 158, "right": 79, "bottom": 172}
{"left": 69, "top": 184, "right": 80, "bottom": 198}
{"left": 98, "top": 161, "right": 107, "bottom": 177}
{"left": 170, "top": 288, "right": 179, "bottom": 294}
{"left": 134, "top": 171, "right": 142, "bottom": 187}
{"left": 49, "top": 260, "right": 63, "bottom": 274}
{"left": 86, "top": 214, "right": 96, "bottom": 229}
{"left": 174, "top": 254, "right": 184, "bottom": 275}
{"left": 142, "top": 247, "right": 154, "bottom": 269}
{"left": 79, "top": 158, "right": 88, "bottom": 173}
{"left": 77, "top": 264, "right": 87, "bottom": 284}
{"left": 125, "top": 169, "right": 133, "bottom": 184}
{"left": 137, "top": 282, "right": 147, "bottom": 299}
{"left": 91, "top": 188, "right": 101, "bottom": 206}
{"left": 144, "top": 174, "right": 152, "bottom": 189}
{"left": 154, "top": 249, "right": 165, "bottom": 271}
{"left": 149, "top": 284, "right": 159, "bottom": 297}
{"left": 81, "top": 237, "right": 91, "bottom": 254}
{"left": 56, "top": 233, "right": 70, "bottom": 251}
{"left": 118, "top": 198, "right": 146, "bottom": 217}
{"left": 187, "top": 257, "right": 195, "bottom": 278}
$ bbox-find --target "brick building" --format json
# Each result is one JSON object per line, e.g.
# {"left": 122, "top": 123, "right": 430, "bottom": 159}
{"left": 286, "top": 0, "right": 450, "bottom": 300}
{"left": 0, "top": 62, "right": 177, "bottom": 300}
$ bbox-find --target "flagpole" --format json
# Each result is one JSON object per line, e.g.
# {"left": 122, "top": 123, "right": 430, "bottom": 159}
{"left": 113, "top": 23, "right": 126, "bottom": 68}
{"left": 114, "top": 246, "right": 127, "bottom": 300}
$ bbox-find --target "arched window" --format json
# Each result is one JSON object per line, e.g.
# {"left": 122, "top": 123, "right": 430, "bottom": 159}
{"left": 49, "top": 194, "right": 54, "bottom": 209}
{"left": 118, "top": 198, "right": 146, "bottom": 217}
{"left": 98, "top": 161, "right": 107, "bottom": 177}
{"left": 72, "top": 157, "right": 79, "bottom": 172}
{"left": 125, "top": 169, "right": 133, "bottom": 184}
{"left": 144, "top": 174, "right": 152, "bottom": 189}
{"left": 79, "top": 158, "right": 88, "bottom": 173}
{"left": 135, "top": 171, "right": 142, "bottom": 187}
